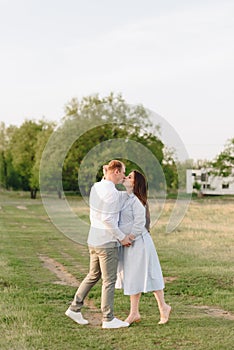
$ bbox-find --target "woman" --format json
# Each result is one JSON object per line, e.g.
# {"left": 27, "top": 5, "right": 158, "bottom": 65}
{"left": 116, "top": 170, "right": 171, "bottom": 325}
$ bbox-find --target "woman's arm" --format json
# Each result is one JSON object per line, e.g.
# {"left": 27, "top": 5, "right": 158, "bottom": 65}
{"left": 131, "top": 197, "right": 147, "bottom": 237}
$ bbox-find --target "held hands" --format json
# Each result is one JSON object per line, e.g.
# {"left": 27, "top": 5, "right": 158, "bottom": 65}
{"left": 120, "top": 234, "right": 135, "bottom": 247}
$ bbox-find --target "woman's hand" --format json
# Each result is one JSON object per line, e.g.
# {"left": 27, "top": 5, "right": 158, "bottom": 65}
{"left": 129, "top": 233, "right": 135, "bottom": 241}
{"left": 102, "top": 165, "right": 108, "bottom": 178}
{"left": 120, "top": 234, "right": 135, "bottom": 247}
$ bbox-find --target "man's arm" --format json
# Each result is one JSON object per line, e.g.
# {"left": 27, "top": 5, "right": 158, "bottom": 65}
{"left": 91, "top": 185, "right": 131, "bottom": 243}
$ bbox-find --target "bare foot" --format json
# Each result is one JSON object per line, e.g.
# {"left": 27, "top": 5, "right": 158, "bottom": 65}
{"left": 158, "top": 305, "right": 171, "bottom": 325}
{"left": 125, "top": 314, "right": 141, "bottom": 325}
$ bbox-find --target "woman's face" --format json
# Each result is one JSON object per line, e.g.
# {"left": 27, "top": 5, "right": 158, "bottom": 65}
{"left": 123, "top": 171, "right": 135, "bottom": 190}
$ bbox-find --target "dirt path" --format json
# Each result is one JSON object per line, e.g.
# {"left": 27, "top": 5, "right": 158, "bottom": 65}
{"left": 39, "top": 254, "right": 102, "bottom": 326}
{"left": 39, "top": 254, "right": 234, "bottom": 324}
{"left": 192, "top": 305, "right": 234, "bottom": 321}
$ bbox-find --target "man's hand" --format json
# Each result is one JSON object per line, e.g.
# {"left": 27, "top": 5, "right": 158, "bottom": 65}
{"left": 120, "top": 234, "right": 135, "bottom": 247}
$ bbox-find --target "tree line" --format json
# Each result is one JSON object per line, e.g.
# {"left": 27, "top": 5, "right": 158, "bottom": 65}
{"left": 0, "top": 93, "right": 233, "bottom": 198}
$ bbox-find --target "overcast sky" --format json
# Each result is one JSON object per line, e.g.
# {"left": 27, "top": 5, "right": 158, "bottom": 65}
{"left": 0, "top": 0, "right": 233, "bottom": 161}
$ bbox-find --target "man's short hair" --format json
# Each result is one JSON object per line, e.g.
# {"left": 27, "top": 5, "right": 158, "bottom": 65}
{"left": 107, "top": 160, "right": 125, "bottom": 172}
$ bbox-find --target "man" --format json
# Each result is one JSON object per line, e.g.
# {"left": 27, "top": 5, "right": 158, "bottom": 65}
{"left": 65, "top": 160, "right": 133, "bottom": 328}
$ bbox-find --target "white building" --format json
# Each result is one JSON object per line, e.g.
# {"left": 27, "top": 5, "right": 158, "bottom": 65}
{"left": 186, "top": 168, "right": 234, "bottom": 195}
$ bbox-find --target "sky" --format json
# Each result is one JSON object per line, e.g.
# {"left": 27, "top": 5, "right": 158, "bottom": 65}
{"left": 0, "top": 0, "right": 234, "bottom": 161}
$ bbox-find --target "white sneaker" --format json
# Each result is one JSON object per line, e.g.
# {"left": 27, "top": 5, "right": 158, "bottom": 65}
{"left": 102, "top": 317, "right": 129, "bottom": 329}
{"left": 65, "top": 308, "right": 89, "bottom": 325}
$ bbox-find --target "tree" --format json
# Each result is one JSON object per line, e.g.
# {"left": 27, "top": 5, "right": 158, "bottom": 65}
{"left": 211, "top": 138, "right": 234, "bottom": 177}
{"left": 0, "top": 123, "right": 22, "bottom": 190}
{"left": 30, "top": 122, "right": 55, "bottom": 197}
{"left": 161, "top": 146, "right": 179, "bottom": 191}
{"left": 175, "top": 158, "right": 196, "bottom": 190}
{"left": 61, "top": 93, "right": 166, "bottom": 195}
{"left": 0, "top": 122, "right": 7, "bottom": 188}
{"left": 40, "top": 92, "right": 170, "bottom": 198}
{"left": 9, "top": 120, "right": 54, "bottom": 198}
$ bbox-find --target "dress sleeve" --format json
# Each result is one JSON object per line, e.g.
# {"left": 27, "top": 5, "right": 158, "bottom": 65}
{"left": 131, "top": 197, "right": 147, "bottom": 237}
{"left": 118, "top": 191, "right": 128, "bottom": 210}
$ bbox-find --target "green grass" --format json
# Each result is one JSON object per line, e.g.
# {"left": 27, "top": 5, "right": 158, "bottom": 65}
{"left": 0, "top": 192, "right": 233, "bottom": 349}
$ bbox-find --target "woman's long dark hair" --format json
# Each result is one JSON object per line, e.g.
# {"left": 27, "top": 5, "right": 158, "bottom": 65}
{"left": 133, "top": 170, "right": 150, "bottom": 232}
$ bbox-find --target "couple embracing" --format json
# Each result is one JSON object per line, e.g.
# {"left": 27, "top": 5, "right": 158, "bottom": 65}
{"left": 65, "top": 160, "right": 171, "bottom": 329}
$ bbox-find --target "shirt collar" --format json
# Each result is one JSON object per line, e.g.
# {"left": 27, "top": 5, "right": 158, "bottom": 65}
{"left": 101, "top": 179, "right": 115, "bottom": 187}
{"left": 127, "top": 192, "right": 134, "bottom": 198}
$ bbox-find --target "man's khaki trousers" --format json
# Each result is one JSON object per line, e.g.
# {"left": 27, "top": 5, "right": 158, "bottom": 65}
{"left": 70, "top": 246, "right": 118, "bottom": 322}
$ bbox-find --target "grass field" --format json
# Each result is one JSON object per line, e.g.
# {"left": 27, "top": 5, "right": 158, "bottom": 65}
{"left": 0, "top": 191, "right": 233, "bottom": 350}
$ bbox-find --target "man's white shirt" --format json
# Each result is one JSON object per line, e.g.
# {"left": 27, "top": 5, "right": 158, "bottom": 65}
{"left": 87, "top": 179, "right": 126, "bottom": 247}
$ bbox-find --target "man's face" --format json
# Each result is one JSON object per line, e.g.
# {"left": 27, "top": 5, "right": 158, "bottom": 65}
{"left": 116, "top": 166, "right": 126, "bottom": 184}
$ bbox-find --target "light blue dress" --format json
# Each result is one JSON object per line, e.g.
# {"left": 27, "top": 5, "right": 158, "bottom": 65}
{"left": 115, "top": 193, "right": 165, "bottom": 295}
